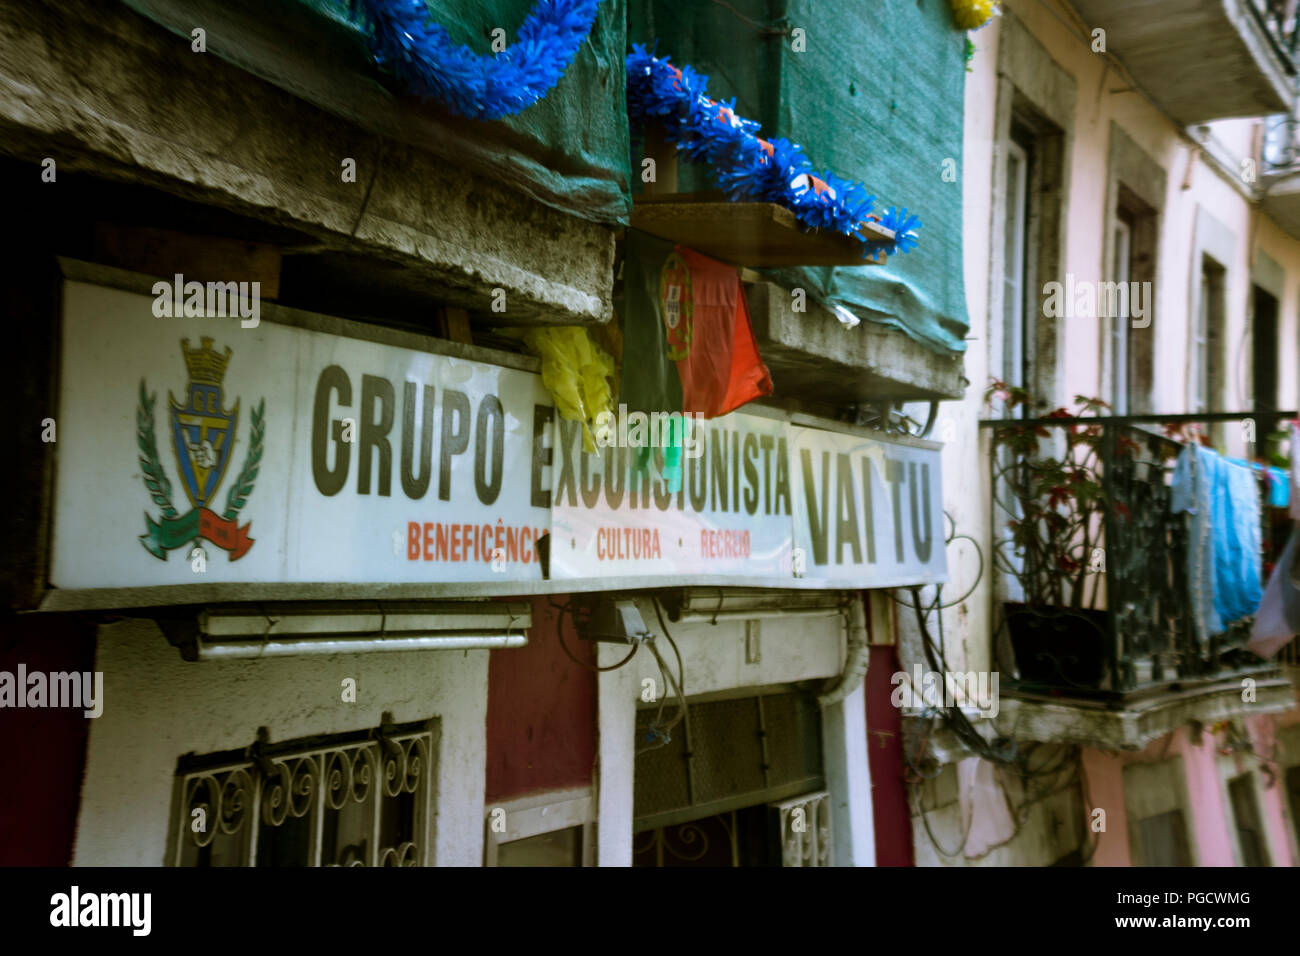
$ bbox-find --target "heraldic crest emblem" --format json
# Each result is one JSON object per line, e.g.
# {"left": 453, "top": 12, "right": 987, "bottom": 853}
{"left": 137, "top": 337, "right": 265, "bottom": 561}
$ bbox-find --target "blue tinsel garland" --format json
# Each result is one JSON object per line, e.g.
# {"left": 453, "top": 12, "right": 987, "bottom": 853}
{"left": 627, "top": 45, "right": 920, "bottom": 257}
{"left": 349, "top": 0, "right": 602, "bottom": 121}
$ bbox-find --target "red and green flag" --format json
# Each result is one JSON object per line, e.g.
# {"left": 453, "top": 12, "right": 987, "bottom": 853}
{"left": 620, "top": 230, "right": 772, "bottom": 420}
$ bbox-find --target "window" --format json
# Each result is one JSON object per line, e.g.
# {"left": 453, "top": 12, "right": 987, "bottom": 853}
{"left": 169, "top": 717, "right": 435, "bottom": 867}
{"left": 1124, "top": 757, "right": 1195, "bottom": 866}
{"left": 632, "top": 689, "right": 824, "bottom": 833}
{"left": 1228, "top": 773, "right": 1271, "bottom": 866}
{"left": 484, "top": 788, "right": 594, "bottom": 866}
{"left": 1134, "top": 810, "right": 1193, "bottom": 866}
{"left": 1112, "top": 213, "right": 1133, "bottom": 414}
{"left": 1252, "top": 284, "right": 1280, "bottom": 441}
{"left": 1109, "top": 184, "right": 1158, "bottom": 418}
{"left": 1000, "top": 136, "right": 1030, "bottom": 393}
{"left": 1194, "top": 257, "right": 1226, "bottom": 414}
{"left": 992, "top": 126, "right": 1037, "bottom": 605}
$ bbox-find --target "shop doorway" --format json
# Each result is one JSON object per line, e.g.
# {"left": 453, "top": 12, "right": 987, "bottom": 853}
{"left": 631, "top": 688, "right": 830, "bottom": 867}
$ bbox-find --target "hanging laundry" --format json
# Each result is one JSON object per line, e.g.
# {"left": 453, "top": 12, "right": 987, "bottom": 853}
{"left": 620, "top": 230, "right": 773, "bottom": 490}
{"left": 1226, "top": 457, "right": 1290, "bottom": 509}
{"left": 1172, "top": 445, "right": 1264, "bottom": 645}
{"left": 1219, "top": 458, "right": 1264, "bottom": 624}
{"left": 1291, "top": 422, "right": 1300, "bottom": 520}
{"left": 1269, "top": 465, "right": 1290, "bottom": 509}
{"left": 1249, "top": 524, "right": 1300, "bottom": 658}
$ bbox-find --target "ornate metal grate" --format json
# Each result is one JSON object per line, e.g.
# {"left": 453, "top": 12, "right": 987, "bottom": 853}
{"left": 170, "top": 717, "right": 437, "bottom": 867}
{"left": 771, "top": 790, "right": 832, "bottom": 867}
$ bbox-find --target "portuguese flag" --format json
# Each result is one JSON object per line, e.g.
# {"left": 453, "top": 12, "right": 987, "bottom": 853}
{"left": 620, "top": 230, "right": 772, "bottom": 419}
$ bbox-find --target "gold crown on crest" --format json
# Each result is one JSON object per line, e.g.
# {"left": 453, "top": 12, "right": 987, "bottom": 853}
{"left": 181, "top": 337, "right": 232, "bottom": 386}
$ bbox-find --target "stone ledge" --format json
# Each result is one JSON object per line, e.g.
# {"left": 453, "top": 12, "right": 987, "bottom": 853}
{"left": 0, "top": 0, "right": 614, "bottom": 325}
{"left": 998, "top": 677, "right": 1297, "bottom": 752}
{"left": 909, "top": 675, "right": 1298, "bottom": 760}
{"left": 745, "top": 280, "right": 966, "bottom": 405}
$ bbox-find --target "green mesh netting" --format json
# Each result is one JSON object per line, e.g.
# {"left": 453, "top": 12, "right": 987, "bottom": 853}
{"left": 119, "top": 0, "right": 632, "bottom": 225}
{"left": 629, "top": 0, "right": 970, "bottom": 355}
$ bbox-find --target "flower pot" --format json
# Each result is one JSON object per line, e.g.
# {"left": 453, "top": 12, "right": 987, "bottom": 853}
{"left": 1003, "top": 603, "right": 1109, "bottom": 690}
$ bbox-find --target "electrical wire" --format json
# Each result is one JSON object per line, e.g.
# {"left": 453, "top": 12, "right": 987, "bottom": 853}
{"left": 887, "top": 511, "right": 985, "bottom": 611}
{"left": 707, "top": 0, "right": 790, "bottom": 36}
{"left": 902, "top": 583, "right": 1101, "bottom": 862}
{"left": 636, "top": 599, "right": 691, "bottom": 756}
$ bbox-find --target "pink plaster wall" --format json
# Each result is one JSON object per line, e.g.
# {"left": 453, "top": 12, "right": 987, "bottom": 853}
{"left": 1083, "top": 704, "right": 1300, "bottom": 867}
{"left": 1250, "top": 707, "right": 1300, "bottom": 868}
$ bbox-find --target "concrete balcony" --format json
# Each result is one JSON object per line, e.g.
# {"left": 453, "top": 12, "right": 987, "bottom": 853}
{"left": 916, "top": 673, "right": 1295, "bottom": 754}
{"left": 0, "top": 0, "right": 617, "bottom": 327}
{"left": 745, "top": 280, "right": 967, "bottom": 407}
{"left": 1070, "top": 0, "right": 1297, "bottom": 125}
{"left": 996, "top": 672, "right": 1296, "bottom": 750}
{"left": 1262, "top": 165, "right": 1300, "bottom": 237}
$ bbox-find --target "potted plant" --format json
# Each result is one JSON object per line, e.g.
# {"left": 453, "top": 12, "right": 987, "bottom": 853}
{"left": 985, "top": 382, "right": 1136, "bottom": 690}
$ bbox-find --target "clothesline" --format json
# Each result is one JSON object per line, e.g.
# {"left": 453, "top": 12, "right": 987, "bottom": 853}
{"left": 1224, "top": 457, "right": 1290, "bottom": 509}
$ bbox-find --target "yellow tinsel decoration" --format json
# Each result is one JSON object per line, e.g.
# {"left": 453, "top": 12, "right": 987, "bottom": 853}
{"left": 515, "top": 326, "right": 615, "bottom": 454}
{"left": 951, "top": 0, "right": 999, "bottom": 31}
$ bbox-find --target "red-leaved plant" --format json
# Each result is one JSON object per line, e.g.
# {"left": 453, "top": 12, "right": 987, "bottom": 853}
{"left": 985, "top": 381, "right": 1135, "bottom": 610}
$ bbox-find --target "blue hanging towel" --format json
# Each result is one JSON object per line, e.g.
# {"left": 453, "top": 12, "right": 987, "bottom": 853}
{"left": 1172, "top": 446, "right": 1264, "bottom": 642}
{"left": 1268, "top": 465, "right": 1290, "bottom": 508}
{"left": 1225, "top": 457, "right": 1290, "bottom": 508}
{"left": 1172, "top": 445, "right": 1222, "bottom": 647}
{"left": 1217, "top": 457, "right": 1264, "bottom": 625}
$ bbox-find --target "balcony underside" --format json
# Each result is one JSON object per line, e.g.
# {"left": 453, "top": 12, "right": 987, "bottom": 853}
{"left": 745, "top": 280, "right": 966, "bottom": 406}
{"left": 997, "top": 671, "right": 1295, "bottom": 751}
{"left": 915, "top": 672, "right": 1295, "bottom": 760}
{"left": 0, "top": 0, "right": 617, "bottom": 327}
{"left": 1071, "top": 0, "right": 1294, "bottom": 124}
{"left": 1262, "top": 169, "right": 1300, "bottom": 238}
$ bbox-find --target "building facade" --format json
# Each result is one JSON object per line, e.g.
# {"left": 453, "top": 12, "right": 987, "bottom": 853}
{"left": 3, "top": 0, "right": 1299, "bottom": 869}
{"left": 906, "top": 0, "right": 1300, "bottom": 867}
{"left": 1, "top": 0, "right": 963, "bottom": 868}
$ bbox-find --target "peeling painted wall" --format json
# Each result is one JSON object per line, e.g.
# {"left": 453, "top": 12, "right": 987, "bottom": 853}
{"left": 73, "top": 618, "right": 489, "bottom": 866}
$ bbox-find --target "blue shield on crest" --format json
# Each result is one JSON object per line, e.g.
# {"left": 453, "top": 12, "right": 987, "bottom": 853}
{"left": 169, "top": 340, "right": 239, "bottom": 509}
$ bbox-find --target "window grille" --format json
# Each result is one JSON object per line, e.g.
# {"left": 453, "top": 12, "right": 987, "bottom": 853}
{"left": 633, "top": 689, "right": 824, "bottom": 832}
{"left": 169, "top": 716, "right": 437, "bottom": 867}
{"left": 771, "top": 790, "right": 832, "bottom": 867}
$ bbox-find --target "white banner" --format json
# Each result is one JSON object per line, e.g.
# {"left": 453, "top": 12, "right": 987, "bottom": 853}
{"left": 52, "top": 280, "right": 551, "bottom": 588}
{"left": 788, "top": 424, "right": 948, "bottom": 586}
{"left": 51, "top": 277, "right": 948, "bottom": 592}
{"left": 549, "top": 412, "right": 795, "bottom": 578}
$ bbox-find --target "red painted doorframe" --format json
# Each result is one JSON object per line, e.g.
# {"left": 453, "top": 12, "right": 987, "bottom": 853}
{"left": 864, "top": 594, "right": 914, "bottom": 866}
{"left": 484, "top": 596, "right": 598, "bottom": 804}
{"left": 0, "top": 613, "right": 96, "bottom": 865}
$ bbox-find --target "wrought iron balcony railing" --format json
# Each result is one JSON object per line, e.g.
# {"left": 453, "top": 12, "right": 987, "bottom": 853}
{"left": 1251, "top": 0, "right": 1300, "bottom": 70}
{"left": 980, "top": 410, "right": 1291, "bottom": 699}
{"left": 1264, "top": 110, "right": 1300, "bottom": 171}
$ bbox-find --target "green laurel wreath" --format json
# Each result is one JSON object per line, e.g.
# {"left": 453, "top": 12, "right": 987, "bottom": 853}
{"left": 224, "top": 398, "right": 264, "bottom": 520}
{"left": 137, "top": 380, "right": 264, "bottom": 522}
{"left": 137, "top": 379, "right": 178, "bottom": 519}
